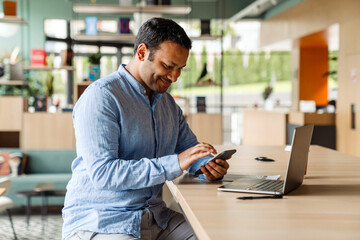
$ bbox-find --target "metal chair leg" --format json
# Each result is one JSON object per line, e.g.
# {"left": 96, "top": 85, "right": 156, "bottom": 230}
{"left": 6, "top": 209, "right": 18, "bottom": 240}
{"left": 26, "top": 196, "right": 31, "bottom": 227}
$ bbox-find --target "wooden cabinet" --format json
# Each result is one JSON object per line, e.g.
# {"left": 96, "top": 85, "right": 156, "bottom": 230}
{"left": 74, "top": 81, "right": 93, "bottom": 103}
{"left": 0, "top": 96, "right": 24, "bottom": 131}
{"left": 288, "top": 112, "right": 336, "bottom": 149}
{"left": 243, "top": 109, "right": 288, "bottom": 146}
{"left": 187, "top": 113, "right": 222, "bottom": 145}
{"left": 0, "top": 96, "right": 76, "bottom": 149}
{"left": 0, "top": 96, "right": 24, "bottom": 147}
{"left": 22, "top": 113, "right": 75, "bottom": 149}
{"left": 243, "top": 109, "right": 336, "bottom": 149}
{"left": 288, "top": 112, "right": 335, "bottom": 126}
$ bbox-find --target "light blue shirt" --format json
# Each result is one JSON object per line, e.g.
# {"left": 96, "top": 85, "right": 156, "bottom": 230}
{"left": 62, "top": 65, "right": 211, "bottom": 239}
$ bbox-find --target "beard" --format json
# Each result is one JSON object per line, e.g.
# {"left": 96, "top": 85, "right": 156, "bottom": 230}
{"left": 156, "top": 76, "right": 172, "bottom": 93}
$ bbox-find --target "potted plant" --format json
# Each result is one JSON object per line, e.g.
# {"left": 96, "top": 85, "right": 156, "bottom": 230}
{"left": 88, "top": 53, "right": 101, "bottom": 81}
{"left": 262, "top": 85, "right": 273, "bottom": 110}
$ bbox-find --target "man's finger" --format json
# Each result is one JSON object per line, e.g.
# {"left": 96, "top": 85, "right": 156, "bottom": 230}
{"left": 200, "top": 142, "right": 215, "bottom": 149}
{"left": 201, "top": 166, "right": 216, "bottom": 181}
{"left": 214, "top": 159, "right": 230, "bottom": 169}
{"left": 205, "top": 163, "right": 223, "bottom": 179}
{"left": 208, "top": 161, "right": 223, "bottom": 173}
{"left": 191, "top": 145, "right": 215, "bottom": 155}
{"left": 198, "top": 142, "right": 217, "bottom": 153}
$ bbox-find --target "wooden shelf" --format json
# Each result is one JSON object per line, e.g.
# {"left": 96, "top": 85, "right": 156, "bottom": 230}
{"left": 73, "top": 4, "right": 191, "bottom": 15}
{"left": 74, "top": 33, "right": 222, "bottom": 44}
{"left": 73, "top": 33, "right": 221, "bottom": 44}
{"left": 191, "top": 35, "right": 222, "bottom": 41}
{"left": 74, "top": 33, "right": 136, "bottom": 43}
{"left": 0, "top": 131, "right": 20, "bottom": 148}
{"left": 0, "top": 80, "right": 26, "bottom": 86}
{"left": 0, "top": 16, "right": 27, "bottom": 24}
{"left": 76, "top": 81, "right": 93, "bottom": 86}
{"left": 23, "top": 66, "right": 75, "bottom": 71}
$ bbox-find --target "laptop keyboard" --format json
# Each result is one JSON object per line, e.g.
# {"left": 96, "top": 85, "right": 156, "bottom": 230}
{"left": 247, "top": 180, "right": 284, "bottom": 192}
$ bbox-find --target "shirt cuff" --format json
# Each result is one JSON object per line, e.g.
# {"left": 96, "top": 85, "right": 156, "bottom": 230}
{"left": 158, "top": 154, "right": 183, "bottom": 181}
{"left": 187, "top": 155, "right": 213, "bottom": 175}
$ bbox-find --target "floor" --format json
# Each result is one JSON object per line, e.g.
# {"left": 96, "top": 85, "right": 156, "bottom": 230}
{"left": 0, "top": 207, "right": 63, "bottom": 240}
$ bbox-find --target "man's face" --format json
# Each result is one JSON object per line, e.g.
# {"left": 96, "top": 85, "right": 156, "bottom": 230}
{"left": 138, "top": 41, "right": 189, "bottom": 94}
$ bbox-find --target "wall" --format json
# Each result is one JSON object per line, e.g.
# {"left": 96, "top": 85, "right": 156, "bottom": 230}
{"left": 0, "top": 0, "right": 73, "bottom": 61}
{"left": 299, "top": 47, "right": 328, "bottom": 106}
{"left": 298, "top": 31, "right": 329, "bottom": 107}
{"left": 260, "top": 0, "right": 360, "bottom": 156}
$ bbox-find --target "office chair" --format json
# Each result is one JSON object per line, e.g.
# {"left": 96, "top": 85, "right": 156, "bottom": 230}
{"left": 0, "top": 177, "right": 17, "bottom": 240}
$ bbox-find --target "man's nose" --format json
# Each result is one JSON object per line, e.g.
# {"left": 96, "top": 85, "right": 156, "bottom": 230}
{"left": 167, "top": 70, "right": 180, "bottom": 82}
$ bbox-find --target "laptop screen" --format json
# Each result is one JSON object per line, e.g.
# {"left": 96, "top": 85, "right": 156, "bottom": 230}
{"left": 283, "top": 125, "right": 314, "bottom": 194}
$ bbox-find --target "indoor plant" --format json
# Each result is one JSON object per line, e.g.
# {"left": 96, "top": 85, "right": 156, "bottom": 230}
{"left": 88, "top": 53, "right": 101, "bottom": 81}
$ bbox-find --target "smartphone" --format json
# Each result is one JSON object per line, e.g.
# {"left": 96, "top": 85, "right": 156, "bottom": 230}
{"left": 194, "top": 149, "right": 237, "bottom": 175}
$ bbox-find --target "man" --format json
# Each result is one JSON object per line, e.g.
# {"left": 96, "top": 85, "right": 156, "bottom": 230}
{"left": 63, "top": 18, "right": 229, "bottom": 240}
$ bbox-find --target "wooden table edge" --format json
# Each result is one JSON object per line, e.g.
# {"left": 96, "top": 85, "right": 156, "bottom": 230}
{"left": 166, "top": 180, "right": 211, "bottom": 240}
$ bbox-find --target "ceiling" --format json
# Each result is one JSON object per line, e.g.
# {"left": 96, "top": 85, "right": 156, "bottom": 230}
{"left": 79, "top": 0, "right": 305, "bottom": 21}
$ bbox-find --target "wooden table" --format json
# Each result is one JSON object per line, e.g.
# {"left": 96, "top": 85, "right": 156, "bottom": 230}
{"left": 166, "top": 145, "right": 360, "bottom": 240}
{"left": 17, "top": 182, "right": 66, "bottom": 224}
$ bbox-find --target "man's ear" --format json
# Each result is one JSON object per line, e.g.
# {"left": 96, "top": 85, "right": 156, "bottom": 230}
{"left": 136, "top": 43, "right": 148, "bottom": 61}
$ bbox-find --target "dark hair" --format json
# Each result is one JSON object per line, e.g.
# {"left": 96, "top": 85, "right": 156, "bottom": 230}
{"left": 134, "top": 18, "right": 192, "bottom": 60}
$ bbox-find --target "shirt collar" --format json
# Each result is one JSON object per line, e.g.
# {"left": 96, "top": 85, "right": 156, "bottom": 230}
{"left": 118, "top": 64, "right": 163, "bottom": 103}
{"left": 118, "top": 64, "right": 147, "bottom": 96}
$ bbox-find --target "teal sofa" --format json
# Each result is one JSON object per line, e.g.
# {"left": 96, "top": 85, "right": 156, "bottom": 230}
{"left": 0, "top": 149, "right": 76, "bottom": 207}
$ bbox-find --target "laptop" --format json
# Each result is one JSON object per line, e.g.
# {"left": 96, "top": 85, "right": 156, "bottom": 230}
{"left": 218, "top": 125, "right": 314, "bottom": 195}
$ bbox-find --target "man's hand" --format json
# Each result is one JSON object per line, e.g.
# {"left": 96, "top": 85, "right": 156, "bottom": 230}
{"left": 178, "top": 143, "right": 217, "bottom": 171}
{"left": 199, "top": 158, "right": 230, "bottom": 181}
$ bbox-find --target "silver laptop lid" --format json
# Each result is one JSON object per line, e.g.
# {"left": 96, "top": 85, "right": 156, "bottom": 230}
{"left": 283, "top": 125, "right": 314, "bottom": 194}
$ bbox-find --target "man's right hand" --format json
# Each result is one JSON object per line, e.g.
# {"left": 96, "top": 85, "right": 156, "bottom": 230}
{"left": 178, "top": 143, "right": 217, "bottom": 171}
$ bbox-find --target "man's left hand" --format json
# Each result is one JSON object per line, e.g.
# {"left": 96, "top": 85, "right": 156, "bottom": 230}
{"left": 199, "top": 159, "right": 229, "bottom": 181}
